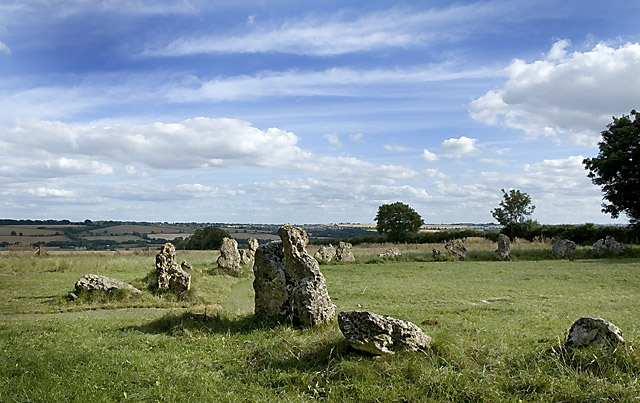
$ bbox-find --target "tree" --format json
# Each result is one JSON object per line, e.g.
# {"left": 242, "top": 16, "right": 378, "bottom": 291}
{"left": 583, "top": 109, "right": 640, "bottom": 224}
{"left": 375, "top": 202, "right": 424, "bottom": 242}
{"left": 183, "top": 226, "right": 230, "bottom": 250}
{"left": 491, "top": 189, "right": 536, "bottom": 238}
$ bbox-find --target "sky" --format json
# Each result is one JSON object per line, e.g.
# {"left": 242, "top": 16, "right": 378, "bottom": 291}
{"left": 0, "top": 0, "right": 639, "bottom": 224}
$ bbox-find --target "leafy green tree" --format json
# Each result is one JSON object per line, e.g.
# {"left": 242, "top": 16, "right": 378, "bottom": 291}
{"left": 492, "top": 189, "right": 537, "bottom": 238}
{"left": 184, "top": 226, "right": 230, "bottom": 250}
{"left": 375, "top": 202, "right": 424, "bottom": 242}
{"left": 583, "top": 109, "right": 640, "bottom": 224}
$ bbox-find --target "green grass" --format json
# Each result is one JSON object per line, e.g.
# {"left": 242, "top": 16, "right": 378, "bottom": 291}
{"left": 1, "top": 251, "right": 639, "bottom": 401}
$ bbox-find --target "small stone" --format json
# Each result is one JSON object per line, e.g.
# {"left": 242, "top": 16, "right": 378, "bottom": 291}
{"left": 338, "top": 311, "right": 432, "bottom": 355}
{"left": 314, "top": 244, "right": 337, "bottom": 263}
{"left": 445, "top": 239, "right": 467, "bottom": 259}
{"left": 566, "top": 317, "right": 627, "bottom": 347}
{"left": 378, "top": 248, "right": 401, "bottom": 258}
{"left": 432, "top": 249, "right": 448, "bottom": 261}
{"left": 180, "top": 260, "right": 192, "bottom": 271}
{"left": 74, "top": 274, "right": 142, "bottom": 294}
{"left": 552, "top": 239, "right": 576, "bottom": 258}
{"left": 336, "top": 241, "right": 356, "bottom": 262}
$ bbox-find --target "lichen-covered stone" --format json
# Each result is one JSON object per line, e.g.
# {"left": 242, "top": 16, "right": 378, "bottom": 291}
{"left": 253, "top": 225, "right": 335, "bottom": 326}
{"left": 180, "top": 260, "right": 192, "bottom": 271}
{"left": 493, "top": 234, "right": 511, "bottom": 260}
{"left": 378, "top": 248, "right": 401, "bottom": 259}
{"left": 591, "top": 236, "right": 626, "bottom": 256}
{"left": 74, "top": 274, "right": 141, "bottom": 295}
{"left": 240, "top": 238, "right": 260, "bottom": 265}
{"left": 445, "top": 239, "right": 467, "bottom": 259}
{"left": 156, "top": 243, "right": 191, "bottom": 294}
{"left": 336, "top": 241, "right": 356, "bottom": 262}
{"left": 432, "top": 249, "right": 448, "bottom": 261}
{"left": 552, "top": 239, "right": 576, "bottom": 258}
{"left": 217, "top": 237, "right": 242, "bottom": 274}
{"left": 314, "top": 244, "right": 337, "bottom": 263}
{"left": 338, "top": 311, "right": 432, "bottom": 355}
{"left": 566, "top": 317, "right": 626, "bottom": 347}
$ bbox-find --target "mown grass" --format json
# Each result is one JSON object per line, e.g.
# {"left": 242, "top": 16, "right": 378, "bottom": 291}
{"left": 1, "top": 249, "right": 639, "bottom": 402}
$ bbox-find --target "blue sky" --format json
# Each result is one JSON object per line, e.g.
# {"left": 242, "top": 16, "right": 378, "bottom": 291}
{"left": 0, "top": 0, "right": 639, "bottom": 224}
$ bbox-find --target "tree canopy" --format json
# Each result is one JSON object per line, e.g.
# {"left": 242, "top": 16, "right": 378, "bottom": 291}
{"left": 375, "top": 202, "right": 424, "bottom": 242}
{"left": 183, "top": 226, "right": 230, "bottom": 250}
{"left": 583, "top": 109, "right": 640, "bottom": 225}
{"left": 491, "top": 189, "right": 536, "bottom": 238}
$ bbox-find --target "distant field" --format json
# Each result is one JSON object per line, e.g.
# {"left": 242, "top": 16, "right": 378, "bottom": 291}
{"left": 1, "top": 245, "right": 638, "bottom": 401}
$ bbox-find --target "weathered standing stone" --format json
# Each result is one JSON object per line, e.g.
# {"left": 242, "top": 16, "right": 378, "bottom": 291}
{"left": 605, "top": 236, "right": 626, "bottom": 255}
{"left": 590, "top": 238, "right": 608, "bottom": 256}
{"left": 338, "top": 311, "right": 432, "bottom": 355}
{"left": 566, "top": 317, "right": 627, "bottom": 347}
{"left": 253, "top": 225, "right": 335, "bottom": 326}
{"left": 336, "top": 241, "right": 356, "bottom": 262}
{"left": 156, "top": 243, "right": 191, "bottom": 294}
{"left": 240, "top": 237, "right": 260, "bottom": 265}
{"left": 493, "top": 234, "right": 511, "bottom": 260}
{"left": 378, "top": 248, "right": 401, "bottom": 259}
{"left": 552, "top": 239, "right": 576, "bottom": 258}
{"left": 313, "top": 244, "right": 337, "bottom": 263}
{"left": 73, "top": 274, "right": 141, "bottom": 297}
{"left": 445, "top": 239, "right": 467, "bottom": 259}
{"left": 217, "top": 237, "right": 242, "bottom": 274}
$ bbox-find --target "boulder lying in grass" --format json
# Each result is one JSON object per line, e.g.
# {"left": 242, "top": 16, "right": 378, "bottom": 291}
{"left": 314, "top": 244, "right": 337, "bottom": 263}
{"left": 156, "top": 243, "right": 191, "bottom": 295}
{"left": 590, "top": 236, "right": 627, "bottom": 256}
{"left": 253, "top": 224, "right": 335, "bottom": 326}
{"left": 445, "top": 239, "right": 467, "bottom": 259}
{"left": 378, "top": 248, "right": 401, "bottom": 259}
{"left": 432, "top": 249, "right": 449, "bottom": 261}
{"left": 338, "top": 310, "right": 432, "bottom": 355}
{"left": 217, "top": 237, "right": 242, "bottom": 275}
{"left": 552, "top": 239, "right": 576, "bottom": 258}
{"left": 493, "top": 234, "right": 511, "bottom": 260}
{"left": 71, "top": 274, "right": 141, "bottom": 300}
{"left": 336, "top": 241, "right": 356, "bottom": 262}
{"left": 566, "top": 317, "right": 627, "bottom": 348}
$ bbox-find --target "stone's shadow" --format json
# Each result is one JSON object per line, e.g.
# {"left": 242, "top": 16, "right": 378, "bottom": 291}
{"left": 126, "top": 311, "right": 289, "bottom": 335}
{"left": 254, "top": 338, "right": 354, "bottom": 373}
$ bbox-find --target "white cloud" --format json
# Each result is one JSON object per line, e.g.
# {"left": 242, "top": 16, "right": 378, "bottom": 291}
{"left": 27, "top": 187, "right": 74, "bottom": 198}
{"left": 440, "top": 136, "right": 478, "bottom": 157}
{"left": 470, "top": 40, "right": 640, "bottom": 145}
{"left": 144, "top": 3, "right": 508, "bottom": 57}
{"left": 350, "top": 133, "right": 363, "bottom": 141}
{"left": 422, "top": 148, "right": 439, "bottom": 162}
{"left": 323, "top": 133, "right": 342, "bottom": 148}
{"left": 0, "top": 40, "right": 10, "bottom": 55}
{"left": 384, "top": 144, "right": 409, "bottom": 152}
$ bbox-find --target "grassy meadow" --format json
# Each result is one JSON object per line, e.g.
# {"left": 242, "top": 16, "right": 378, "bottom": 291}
{"left": 1, "top": 244, "right": 639, "bottom": 402}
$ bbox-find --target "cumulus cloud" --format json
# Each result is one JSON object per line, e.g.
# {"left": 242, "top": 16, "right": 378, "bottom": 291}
{"left": 440, "top": 136, "right": 478, "bottom": 157}
{"left": 422, "top": 148, "right": 439, "bottom": 162}
{"left": 470, "top": 40, "right": 640, "bottom": 145}
{"left": 0, "top": 40, "right": 10, "bottom": 55}
{"left": 323, "top": 133, "right": 342, "bottom": 148}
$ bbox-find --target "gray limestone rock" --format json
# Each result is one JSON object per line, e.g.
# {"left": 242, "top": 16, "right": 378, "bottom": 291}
{"left": 156, "top": 242, "right": 191, "bottom": 294}
{"left": 338, "top": 311, "right": 432, "bottom": 355}
{"left": 240, "top": 237, "right": 260, "bottom": 265}
{"left": 552, "top": 239, "right": 576, "bottom": 258}
{"left": 432, "top": 249, "right": 448, "bottom": 261}
{"left": 566, "top": 317, "right": 627, "bottom": 348}
{"left": 493, "top": 234, "right": 511, "bottom": 260}
{"left": 336, "top": 241, "right": 356, "bottom": 262}
{"left": 217, "top": 237, "right": 242, "bottom": 274}
{"left": 591, "top": 236, "right": 627, "bottom": 256}
{"left": 445, "top": 239, "right": 467, "bottom": 259}
{"left": 253, "top": 225, "right": 335, "bottom": 326}
{"left": 378, "top": 248, "right": 401, "bottom": 259}
{"left": 313, "top": 244, "right": 337, "bottom": 263}
{"left": 74, "top": 274, "right": 141, "bottom": 296}
{"left": 590, "top": 238, "right": 607, "bottom": 256}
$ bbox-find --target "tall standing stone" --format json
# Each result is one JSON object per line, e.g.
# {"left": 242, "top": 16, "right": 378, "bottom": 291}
{"left": 335, "top": 241, "right": 356, "bottom": 262}
{"left": 217, "top": 237, "right": 242, "bottom": 275}
{"left": 253, "top": 224, "right": 335, "bottom": 326}
{"left": 156, "top": 243, "right": 191, "bottom": 294}
{"left": 493, "top": 234, "right": 511, "bottom": 260}
{"left": 445, "top": 239, "right": 467, "bottom": 259}
{"left": 552, "top": 239, "right": 576, "bottom": 258}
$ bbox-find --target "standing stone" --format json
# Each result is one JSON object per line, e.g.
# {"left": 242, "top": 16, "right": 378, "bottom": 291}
{"left": 240, "top": 237, "right": 260, "bottom": 265}
{"left": 314, "top": 244, "right": 337, "bottom": 263}
{"left": 432, "top": 249, "right": 448, "bottom": 261}
{"left": 445, "top": 239, "right": 467, "bottom": 259}
{"left": 605, "top": 236, "right": 626, "bottom": 255}
{"left": 378, "top": 248, "right": 401, "bottom": 258}
{"left": 253, "top": 225, "right": 335, "bottom": 326}
{"left": 590, "top": 238, "right": 608, "bottom": 256}
{"left": 566, "top": 317, "right": 627, "bottom": 347}
{"left": 493, "top": 234, "right": 511, "bottom": 260}
{"left": 73, "top": 274, "right": 141, "bottom": 296}
{"left": 335, "top": 241, "right": 356, "bottom": 262}
{"left": 156, "top": 243, "right": 191, "bottom": 294}
{"left": 552, "top": 239, "right": 576, "bottom": 258}
{"left": 217, "top": 237, "right": 242, "bottom": 274}
{"left": 338, "top": 311, "right": 432, "bottom": 355}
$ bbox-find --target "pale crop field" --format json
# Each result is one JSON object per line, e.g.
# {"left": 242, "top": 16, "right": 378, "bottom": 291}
{"left": 1, "top": 247, "right": 639, "bottom": 402}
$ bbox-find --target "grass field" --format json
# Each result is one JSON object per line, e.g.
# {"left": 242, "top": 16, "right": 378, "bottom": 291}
{"left": 1, "top": 247, "right": 639, "bottom": 402}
